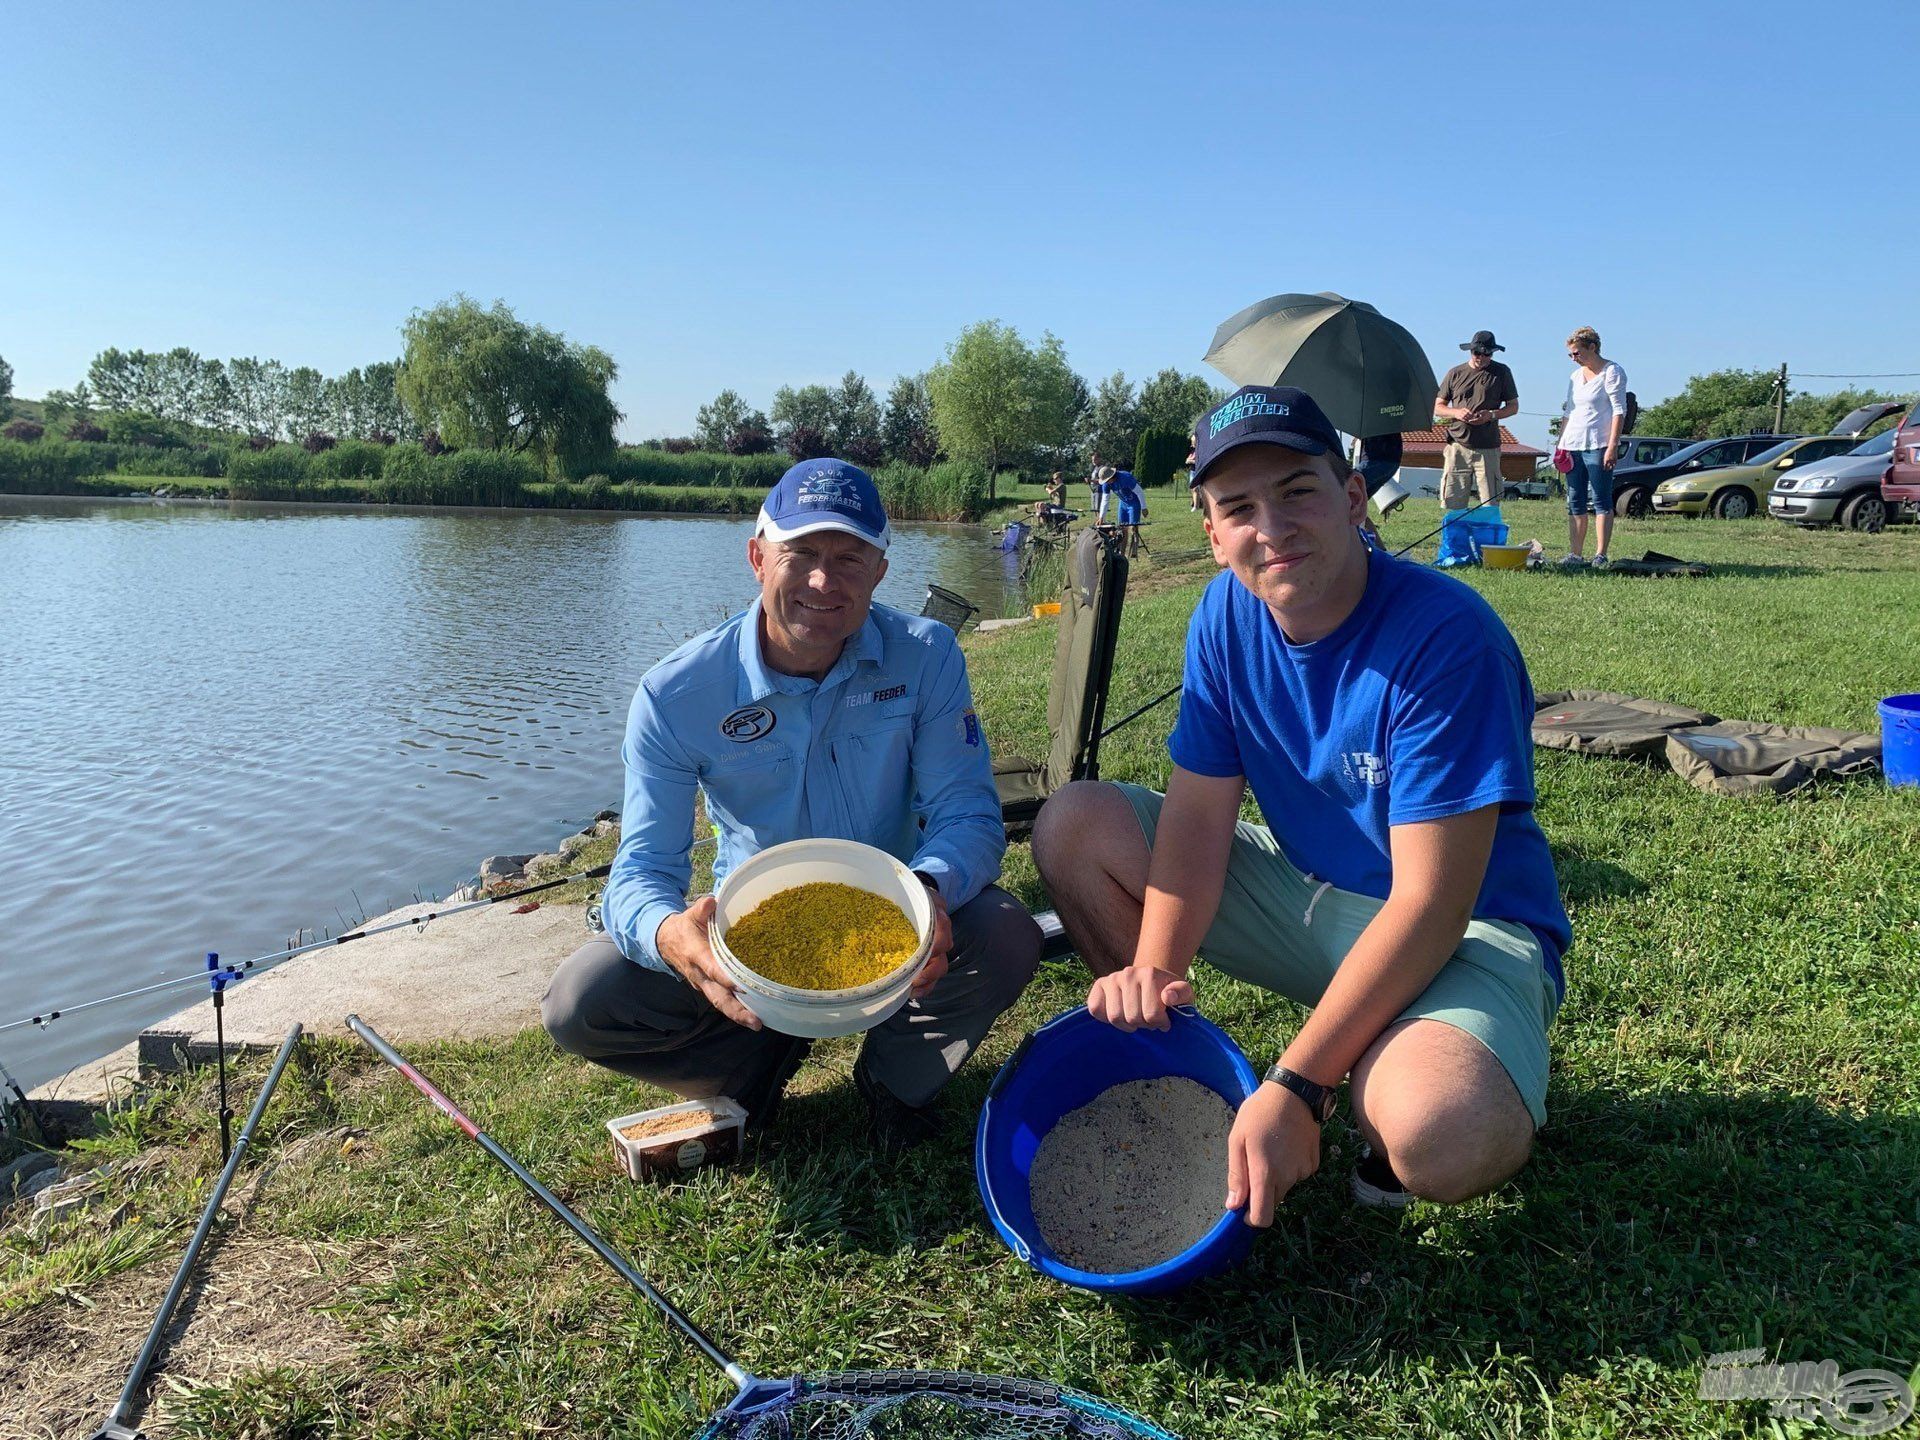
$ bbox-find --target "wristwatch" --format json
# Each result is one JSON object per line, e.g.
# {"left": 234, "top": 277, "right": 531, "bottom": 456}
{"left": 1264, "top": 1063, "right": 1337, "bottom": 1124}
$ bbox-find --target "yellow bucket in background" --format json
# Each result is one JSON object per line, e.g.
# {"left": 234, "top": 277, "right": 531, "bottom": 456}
{"left": 1032, "top": 601, "right": 1062, "bottom": 617}
{"left": 1480, "top": 543, "right": 1531, "bottom": 571}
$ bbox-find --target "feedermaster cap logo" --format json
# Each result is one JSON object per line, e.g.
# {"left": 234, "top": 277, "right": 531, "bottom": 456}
{"left": 796, "top": 464, "right": 858, "bottom": 505}
{"left": 1209, "top": 391, "right": 1291, "bottom": 436}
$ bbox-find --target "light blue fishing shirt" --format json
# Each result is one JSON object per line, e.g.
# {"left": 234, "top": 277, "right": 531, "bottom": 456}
{"left": 603, "top": 600, "right": 1006, "bottom": 973}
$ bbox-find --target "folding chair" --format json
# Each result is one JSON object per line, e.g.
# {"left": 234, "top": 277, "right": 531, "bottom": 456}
{"left": 994, "top": 525, "right": 1128, "bottom": 839}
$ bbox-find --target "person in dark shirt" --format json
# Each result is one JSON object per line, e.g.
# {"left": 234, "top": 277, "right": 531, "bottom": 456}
{"left": 1434, "top": 331, "right": 1519, "bottom": 513}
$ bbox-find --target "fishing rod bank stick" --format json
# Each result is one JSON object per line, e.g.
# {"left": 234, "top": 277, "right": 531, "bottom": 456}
{"left": 1, "top": 863, "right": 613, "bottom": 1040}
{"left": 86, "top": 1022, "right": 304, "bottom": 1440}
{"left": 345, "top": 1014, "right": 750, "bottom": 1390}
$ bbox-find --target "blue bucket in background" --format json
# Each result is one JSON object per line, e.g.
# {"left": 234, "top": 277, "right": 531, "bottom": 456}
{"left": 1881, "top": 694, "right": 1920, "bottom": 788}
{"left": 975, "top": 1006, "right": 1259, "bottom": 1295}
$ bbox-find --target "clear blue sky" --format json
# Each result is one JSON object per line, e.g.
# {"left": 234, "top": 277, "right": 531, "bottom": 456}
{"left": 5, "top": 1, "right": 1916, "bottom": 448}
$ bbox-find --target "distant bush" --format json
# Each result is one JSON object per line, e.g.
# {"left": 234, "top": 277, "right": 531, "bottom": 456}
{"left": 113, "top": 446, "right": 225, "bottom": 478}
{"left": 302, "top": 431, "right": 337, "bottom": 454}
{"left": 871, "top": 459, "right": 990, "bottom": 521}
{"left": 659, "top": 436, "right": 698, "bottom": 454}
{"left": 66, "top": 421, "right": 108, "bottom": 443}
{"left": 313, "top": 439, "right": 386, "bottom": 480}
{"left": 226, "top": 444, "right": 312, "bottom": 494}
{"left": 422, "top": 430, "right": 448, "bottom": 456}
{"left": 2, "top": 419, "right": 43, "bottom": 441}
{"left": 103, "top": 410, "right": 188, "bottom": 448}
{"left": 244, "top": 432, "right": 276, "bottom": 451}
{"left": 368, "top": 430, "right": 398, "bottom": 446}
{"left": 600, "top": 448, "right": 787, "bottom": 489}
{"left": 1134, "top": 425, "right": 1187, "bottom": 488}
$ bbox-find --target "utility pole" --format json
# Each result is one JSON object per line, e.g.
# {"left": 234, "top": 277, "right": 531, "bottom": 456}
{"left": 1772, "top": 363, "right": 1788, "bottom": 434}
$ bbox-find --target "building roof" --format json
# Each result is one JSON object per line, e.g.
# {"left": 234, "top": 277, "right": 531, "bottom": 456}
{"left": 1399, "top": 425, "right": 1547, "bottom": 457}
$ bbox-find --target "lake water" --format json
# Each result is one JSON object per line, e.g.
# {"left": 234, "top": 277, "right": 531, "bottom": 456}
{"left": 0, "top": 496, "right": 1028, "bottom": 1090}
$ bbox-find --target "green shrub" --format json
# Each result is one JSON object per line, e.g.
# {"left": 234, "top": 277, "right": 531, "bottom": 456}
{"left": 1134, "top": 425, "right": 1187, "bottom": 488}
{"left": 0, "top": 438, "right": 100, "bottom": 491}
{"left": 600, "top": 448, "right": 787, "bottom": 488}
{"left": 226, "top": 445, "right": 313, "bottom": 496}
{"left": 113, "top": 446, "right": 226, "bottom": 478}
{"left": 103, "top": 410, "right": 190, "bottom": 448}
{"left": 368, "top": 445, "right": 539, "bottom": 506}
{"left": 313, "top": 439, "right": 387, "bottom": 480}
{"left": 872, "top": 460, "right": 989, "bottom": 521}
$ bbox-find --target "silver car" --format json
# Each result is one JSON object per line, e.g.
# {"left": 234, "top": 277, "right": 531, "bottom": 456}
{"left": 1768, "top": 428, "right": 1901, "bottom": 531}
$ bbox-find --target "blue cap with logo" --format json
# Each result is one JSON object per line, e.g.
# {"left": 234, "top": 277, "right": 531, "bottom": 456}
{"left": 757, "top": 458, "right": 890, "bottom": 551}
{"left": 1191, "top": 385, "right": 1344, "bottom": 488}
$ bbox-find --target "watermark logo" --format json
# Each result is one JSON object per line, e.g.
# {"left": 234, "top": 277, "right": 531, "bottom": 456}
{"left": 1700, "top": 1349, "right": 1914, "bottom": 1436}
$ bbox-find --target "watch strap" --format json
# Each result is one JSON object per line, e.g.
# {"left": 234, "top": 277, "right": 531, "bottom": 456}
{"left": 1264, "top": 1063, "right": 1336, "bottom": 1123}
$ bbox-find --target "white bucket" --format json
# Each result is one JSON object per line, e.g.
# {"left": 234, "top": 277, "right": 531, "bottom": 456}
{"left": 1370, "top": 476, "right": 1410, "bottom": 518}
{"left": 709, "top": 838, "right": 934, "bottom": 1039}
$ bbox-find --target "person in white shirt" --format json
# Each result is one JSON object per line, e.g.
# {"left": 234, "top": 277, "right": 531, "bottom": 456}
{"left": 1557, "top": 327, "right": 1628, "bottom": 568}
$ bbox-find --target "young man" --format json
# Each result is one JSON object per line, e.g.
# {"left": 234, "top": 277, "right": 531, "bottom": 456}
{"left": 1434, "top": 330, "right": 1519, "bottom": 513}
{"left": 544, "top": 460, "right": 1042, "bottom": 1154}
{"left": 1032, "top": 386, "right": 1569, "bottom": 1223}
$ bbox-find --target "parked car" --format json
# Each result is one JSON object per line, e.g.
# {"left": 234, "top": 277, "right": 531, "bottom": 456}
{"left": 1655, "top": 405, "right": 1906, "bottom": 519}
{"left": 1655, "top": 434, "right": 1864, "bottom": 518}
{"left": 1615, "top": 435, "right": 1689, "bottom": 468}
{"left": 1610, "top": 433, "right": 1798, "bottom": 517}
{"left": 1767, "top": 428, "right": 1901, "bottom": 530}
{"left": 1881, "top": 400, "right": 1920, "bottom": 521}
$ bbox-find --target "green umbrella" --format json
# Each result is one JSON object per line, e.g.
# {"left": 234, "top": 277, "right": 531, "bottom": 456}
{"left": 1202, "top": 291, "right": 1438, "bottom": 438}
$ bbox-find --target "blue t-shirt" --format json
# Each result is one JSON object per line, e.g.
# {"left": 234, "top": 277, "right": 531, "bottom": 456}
{"left": 1168, "top": 545, "right": 1569, "bottom": 995}
{"left": 1109, "top": 470, "right": 1142, "bottom": 500}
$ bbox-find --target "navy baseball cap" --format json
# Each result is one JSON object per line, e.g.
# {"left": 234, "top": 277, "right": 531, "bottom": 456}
{"left": 757, "top": 458, "right": 890, "bottom": 551}
{"left": 1191, "top": 385, "right": 1344, "bottom": 488}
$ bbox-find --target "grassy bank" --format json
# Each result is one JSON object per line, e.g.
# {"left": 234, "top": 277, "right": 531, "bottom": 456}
{"left": 4, "top": 507, "right": 1917, "bottom": 1437}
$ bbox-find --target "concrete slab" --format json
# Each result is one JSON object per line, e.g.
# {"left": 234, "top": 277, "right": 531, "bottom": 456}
{"left": 27, "top": 897, "right": 594, "bottom": 1103}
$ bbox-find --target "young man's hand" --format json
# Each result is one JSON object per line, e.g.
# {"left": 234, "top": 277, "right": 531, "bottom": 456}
{"left": 1086, "top": 963, "right": 1193, "bottom": 1031}
{"left": 657, "top": 896, "right": 762, "bottom": 1029}
{"left": 1225, "top": 1081, "right": 1323, "bottom": 1226}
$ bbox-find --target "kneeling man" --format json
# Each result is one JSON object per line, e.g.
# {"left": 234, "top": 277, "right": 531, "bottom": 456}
{"left": 1033, "top": 387, "right": 1568, "bottom": 1220}
{"left": 545, "top": 459, "right": 1042, "bottom": 1153}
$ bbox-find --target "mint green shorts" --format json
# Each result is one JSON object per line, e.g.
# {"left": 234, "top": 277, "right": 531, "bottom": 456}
{"left": 1116, "top": 783, "right": 1561, "bottom": 1128}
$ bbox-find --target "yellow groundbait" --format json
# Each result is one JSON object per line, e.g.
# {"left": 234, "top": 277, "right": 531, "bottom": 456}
{"left": 723, "top": 881, "right": 918, "bottom": 990}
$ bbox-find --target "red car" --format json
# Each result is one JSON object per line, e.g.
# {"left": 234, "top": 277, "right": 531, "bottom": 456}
{"left": 1883, "top": 400, "right": 1920, "bottom": 521}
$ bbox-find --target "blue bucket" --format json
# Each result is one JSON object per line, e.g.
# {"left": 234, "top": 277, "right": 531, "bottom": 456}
{"left": 1436, "top": 504, "right": 1509, "bottom": 566}
{"left": 1881, "top": 693, "right": 1920, "bottom": 788}
{"left": 975, "top": 1006, "right": 1259, "bottom": 1294}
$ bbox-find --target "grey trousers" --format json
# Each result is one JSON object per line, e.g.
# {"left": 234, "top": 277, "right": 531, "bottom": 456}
{"left": 541, "top": 885, "right": 1043, "bottom": 1109}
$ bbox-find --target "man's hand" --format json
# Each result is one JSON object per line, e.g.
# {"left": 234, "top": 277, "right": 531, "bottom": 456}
{"left": 1225, "top": 1081, "right": 1323, "bottom": 1226}
{"left": 911, "top": 881, "right": 952, "bottom": 999}
{"left": 657, "top": 896, "right": 761, "bottom": 1029}
{"left": 1603, "top": 442, "right": 1619, "bottom": 469}
{"left": 1087, "top": 963, "right": 1193, "bottom": 1032}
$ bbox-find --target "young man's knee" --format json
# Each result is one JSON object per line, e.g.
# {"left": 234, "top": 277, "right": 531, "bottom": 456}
{"left": 1033, "top": 780, "right": 1137, "bottom": 878}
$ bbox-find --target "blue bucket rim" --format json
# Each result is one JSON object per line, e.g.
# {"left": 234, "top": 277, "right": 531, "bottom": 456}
{"left": 974, "top": 1006, "right": 1259, "bottom": 1291}
{"left": 1878, "top": 693, "right": 1920, "bottom": 717}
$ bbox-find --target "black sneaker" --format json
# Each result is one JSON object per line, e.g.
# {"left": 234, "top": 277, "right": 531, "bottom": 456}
{"left": 736, "top": 1033, "right": 812, "bottom": 1135}
{"left": 1349, "top": 1144, "right": 1414, "bottom": 1210}
{"left": 853, "top": 1057, "right": 942, "bottom": 1158}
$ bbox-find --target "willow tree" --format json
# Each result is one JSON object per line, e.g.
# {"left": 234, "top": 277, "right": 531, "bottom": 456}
{"left": 926, "top": 321, "right": 1079, "bottom": 497}
{"left": 397, "top": 296, "right": 621, "bottom": 474}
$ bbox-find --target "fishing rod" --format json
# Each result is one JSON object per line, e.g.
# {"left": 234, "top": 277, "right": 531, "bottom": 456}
{"left": 0, "top": 1050, "right": 47, "bottom": 1142}
{"left": 85, "top": 1023, "right": 304, "bottom": 1440}
{"left": 0, "top": 863, "right": 613, "bottom": 1040}
{"left": 348, "top": 1015, "right": 1181, "bottom": 1438}
{"left": 346, "top": 1015, "right": 747, "bottom": 1385}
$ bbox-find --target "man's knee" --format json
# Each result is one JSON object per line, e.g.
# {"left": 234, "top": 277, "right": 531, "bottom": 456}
{"left": 952, "top": 887, "right": 1044, "bottom": 1002}
{"left": 541, "top": 938, "right": 689, "bottom": 1060}
{"left": 1032, "top": 780, "right": 1141, "bottom": 883}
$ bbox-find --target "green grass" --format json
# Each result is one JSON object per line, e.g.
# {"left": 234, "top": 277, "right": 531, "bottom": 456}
{"left": 4, "top": 507, "right": 1917, "bottom": 1437}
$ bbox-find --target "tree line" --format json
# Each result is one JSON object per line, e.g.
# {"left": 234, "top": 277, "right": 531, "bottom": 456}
{"left": 681, "top": 321, "right": 1226, "bottom": 494}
